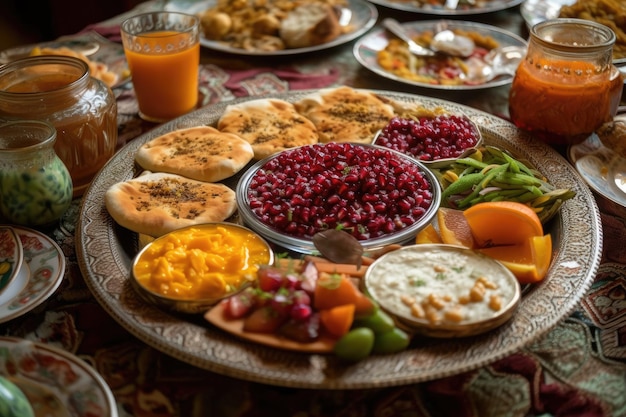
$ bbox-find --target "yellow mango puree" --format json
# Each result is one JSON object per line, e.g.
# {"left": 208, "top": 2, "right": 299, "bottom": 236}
{"left": 133, "top": 225, "right": 271, "bottom": 300}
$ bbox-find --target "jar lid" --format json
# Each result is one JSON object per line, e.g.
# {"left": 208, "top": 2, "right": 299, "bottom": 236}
{"left": 0, "top": 119, "right": 57, "bottom": 153}
{"left": 532, "top": 18, "right": 616, "bottom": 55}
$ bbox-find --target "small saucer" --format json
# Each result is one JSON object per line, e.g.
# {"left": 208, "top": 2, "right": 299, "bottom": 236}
{"left": 0, "top": 226, "right": 24, "bottom": 296}
{"left": 0, "top": 226, "right": 65, "bottom": 324}
{"left": 568, "top": 133, "right": 626, "bottom": 208}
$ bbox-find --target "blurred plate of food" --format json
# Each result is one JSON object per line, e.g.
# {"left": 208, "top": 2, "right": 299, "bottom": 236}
{"left": 366, "top": 0, "right": 525, "bottom": 15}
{"left": 0, "top": 337, "right": 118, "bottom": 417}
{"left": 353, "top": 20, "right": 527, "bottom": 90}
{"left": 521, "top": 0, "right": 626, "bottom": 62}
{"left": 0, "top": 31, "right": 130, "bottom": 89}
{"left": 165, "top": 0, "right": 378, "bottom": 55}
{"left": 568, "top": 115, "right": 626, "bottom": 209}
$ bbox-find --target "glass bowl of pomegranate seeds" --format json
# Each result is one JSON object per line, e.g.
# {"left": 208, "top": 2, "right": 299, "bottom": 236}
{"left": 374, "top": 113, "right": 483, "bottom": 169}
{"left": 236, "top": 142, "right": 441, "bottom": 253}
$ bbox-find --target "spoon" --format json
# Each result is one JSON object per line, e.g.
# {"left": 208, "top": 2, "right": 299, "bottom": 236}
{"left": 463, "top": 45, "right": 526, "bottom": 84}
{"left": 382, "top": 18, "right": 476, "bottom": 58}
{"left": 382, "top": 18, "right": 434, "bottom": 57}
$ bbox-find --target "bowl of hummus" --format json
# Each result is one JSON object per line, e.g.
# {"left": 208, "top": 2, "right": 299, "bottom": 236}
{"left": 364, "top": 244, "right": 521, "bottom": 337}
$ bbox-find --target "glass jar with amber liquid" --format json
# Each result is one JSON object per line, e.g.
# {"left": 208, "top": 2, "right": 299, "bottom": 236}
{"left": 0, "top": 56, "right": 117, "bottom": 197}
{"left": 509, "top": 19, "right": 623, "bottom": 146}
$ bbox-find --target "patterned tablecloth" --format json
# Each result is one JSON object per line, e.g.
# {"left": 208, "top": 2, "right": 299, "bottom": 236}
{"left": 1, "top": 2, "right": 626, "bottom": 416}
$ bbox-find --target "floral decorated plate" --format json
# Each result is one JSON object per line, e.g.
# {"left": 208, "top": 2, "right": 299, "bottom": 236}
{"left": 0, "top": 337, "right": 118, "bottom": 417}
{"left": 0, "top": 226, "right": 65, "bottom": 324}
{"left": 0, "top": 226, "right": 23, "bottom": 296}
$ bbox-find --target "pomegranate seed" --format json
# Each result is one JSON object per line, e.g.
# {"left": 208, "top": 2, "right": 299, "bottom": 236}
{"left": 376, "top": 115, "right": 480, "bottom": 161}
{"left": 246, "top": 143, "right": 434, "bottom": 241}
{"left": 290, "top": 303, "right": 312, "bottom": 321}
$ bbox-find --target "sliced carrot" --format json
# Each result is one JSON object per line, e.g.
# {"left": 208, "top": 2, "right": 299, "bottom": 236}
{"left": 273, "top": 257, "right": 306, "bottom": 273}
{"left": 303, "top": 255, "right": 330, "bottom": 264}
{"left": 320, "top": 304, "right": 355, "bottom": 338}
{"left": 311, "top": 262, "right": 368, "bottom": 278}
{"left": 314, "top": 272, "right": 374, "bottom": 316}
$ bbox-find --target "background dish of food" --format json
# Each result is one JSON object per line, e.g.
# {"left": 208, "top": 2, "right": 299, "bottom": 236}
{"left": 76, "top": 90, "right": 601, "bottom": 389}
{"left": 353, "top": 20, "right": 527, "bottom": 90}
{"left": 366, "top": 0, "right": 525, "bottom": 15}
{"left": 0, "top": 31, "right": 130, "bottom": 89}
{"left": 165, "top": 0, "right": 378, "bottom": 56}
{"left": 569, "top": 133, "right": 626, "bottom": 209}
{"left": 520, "top": 0, "right": 574, "bottom": 27}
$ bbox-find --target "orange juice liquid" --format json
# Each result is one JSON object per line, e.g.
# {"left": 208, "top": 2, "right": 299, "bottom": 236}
{"left": 509, "top": 59, "right": 616, "bottom": 145}
{"left": 125, "top": 31, "right": 199, "bottom": 121}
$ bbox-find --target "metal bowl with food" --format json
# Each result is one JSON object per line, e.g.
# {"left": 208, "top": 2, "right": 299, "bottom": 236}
{"left": 130, "top": 222, "right": 274, "bottom": 314}
{"left": 236, "top": 142, "right": 441, "bottom": 253}
{"left": 364, "top": 244, "right": 521, "bottom": 338}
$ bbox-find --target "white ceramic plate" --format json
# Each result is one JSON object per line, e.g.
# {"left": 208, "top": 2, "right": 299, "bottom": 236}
{"left": 0, "top": 31, "right": 130, "bottom": 89}
{"left": 520, "top": 0, "right": 575, "bottom": 28}
{"left": 353, "top": 20, "right": 528, "bottom": 90}
{"left": 568, "top": 134, "right": 626, "bottom": 208}
{"left": 164, "top": 0, "right": 378, "bottom": 56}
{"left": 77, "top": 90, "right": 602, "bottom": 389}
{"left": 0, "top": 226, "right": 65, "bottom": 324}
{"left": 0, "top": 337, "right": 118, "bottom": 417}
{"left": 367, "top": 0, "right": 525, "bottom": 15}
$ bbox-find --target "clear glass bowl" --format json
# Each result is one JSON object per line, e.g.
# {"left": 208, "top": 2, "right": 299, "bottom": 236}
{"left": 236, "top": 143, "right": 442, "bottom": 254}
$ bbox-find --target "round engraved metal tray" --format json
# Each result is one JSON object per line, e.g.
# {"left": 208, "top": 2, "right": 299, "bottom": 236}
{"left": 76, "top": 90, "right": 602, "bottom": 389}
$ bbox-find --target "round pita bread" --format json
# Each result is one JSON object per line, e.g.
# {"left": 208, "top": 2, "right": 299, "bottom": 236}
{"left": 217, "top": 98, "right": 319, "bottom": 160}
{"left": 294, "top": 86, "right": 397, "bottom": 144}
{"left": 135, "top": 126, "right": 254, "bottom": 183}
{"left": 105, "top": 172, "right": 237, "bottom": 237}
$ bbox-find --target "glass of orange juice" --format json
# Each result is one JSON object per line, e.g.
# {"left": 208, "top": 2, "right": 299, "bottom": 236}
{"left": 121, "top": 12, "right": 200, "bottom": 123}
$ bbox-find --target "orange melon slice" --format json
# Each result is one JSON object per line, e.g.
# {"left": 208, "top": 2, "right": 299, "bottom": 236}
{"left": 463, "top": 201, "right": 543, "bottom": 247}
{"left": 478, "top": 234, "right": 552, "bottom": 283}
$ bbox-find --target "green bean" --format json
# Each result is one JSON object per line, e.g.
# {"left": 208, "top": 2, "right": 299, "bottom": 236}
{"left": 515, "top": 191, "right": 542, "bottom": 203}
{"left": 494, "top": 172, "right": 543, "bottom": 186}
{"left": 479, "top": 163, "right": 510, "bottom": 189}
{"left": 454, "top": 157, "right": 489, "bottom": 170}
{"left": 441, "top": 172, "right": 485, "bottom": 201}
{"left": 501, "top": 152, "right": 520, "bottom": 174}
{"left": 437, "top": 145, "right": 576, "bottom": 223}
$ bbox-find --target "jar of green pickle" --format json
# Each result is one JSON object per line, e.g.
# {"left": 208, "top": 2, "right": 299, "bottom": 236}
{"left": 0, "top": 120, "right": 73, "bottom": 227}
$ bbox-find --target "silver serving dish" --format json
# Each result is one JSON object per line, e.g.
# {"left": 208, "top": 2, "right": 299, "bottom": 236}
{"left": 130, "top": 223, "right": 274, "bottom": 314}
{"left": 77, "top": 90, "right": 602, "bottom": 389}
